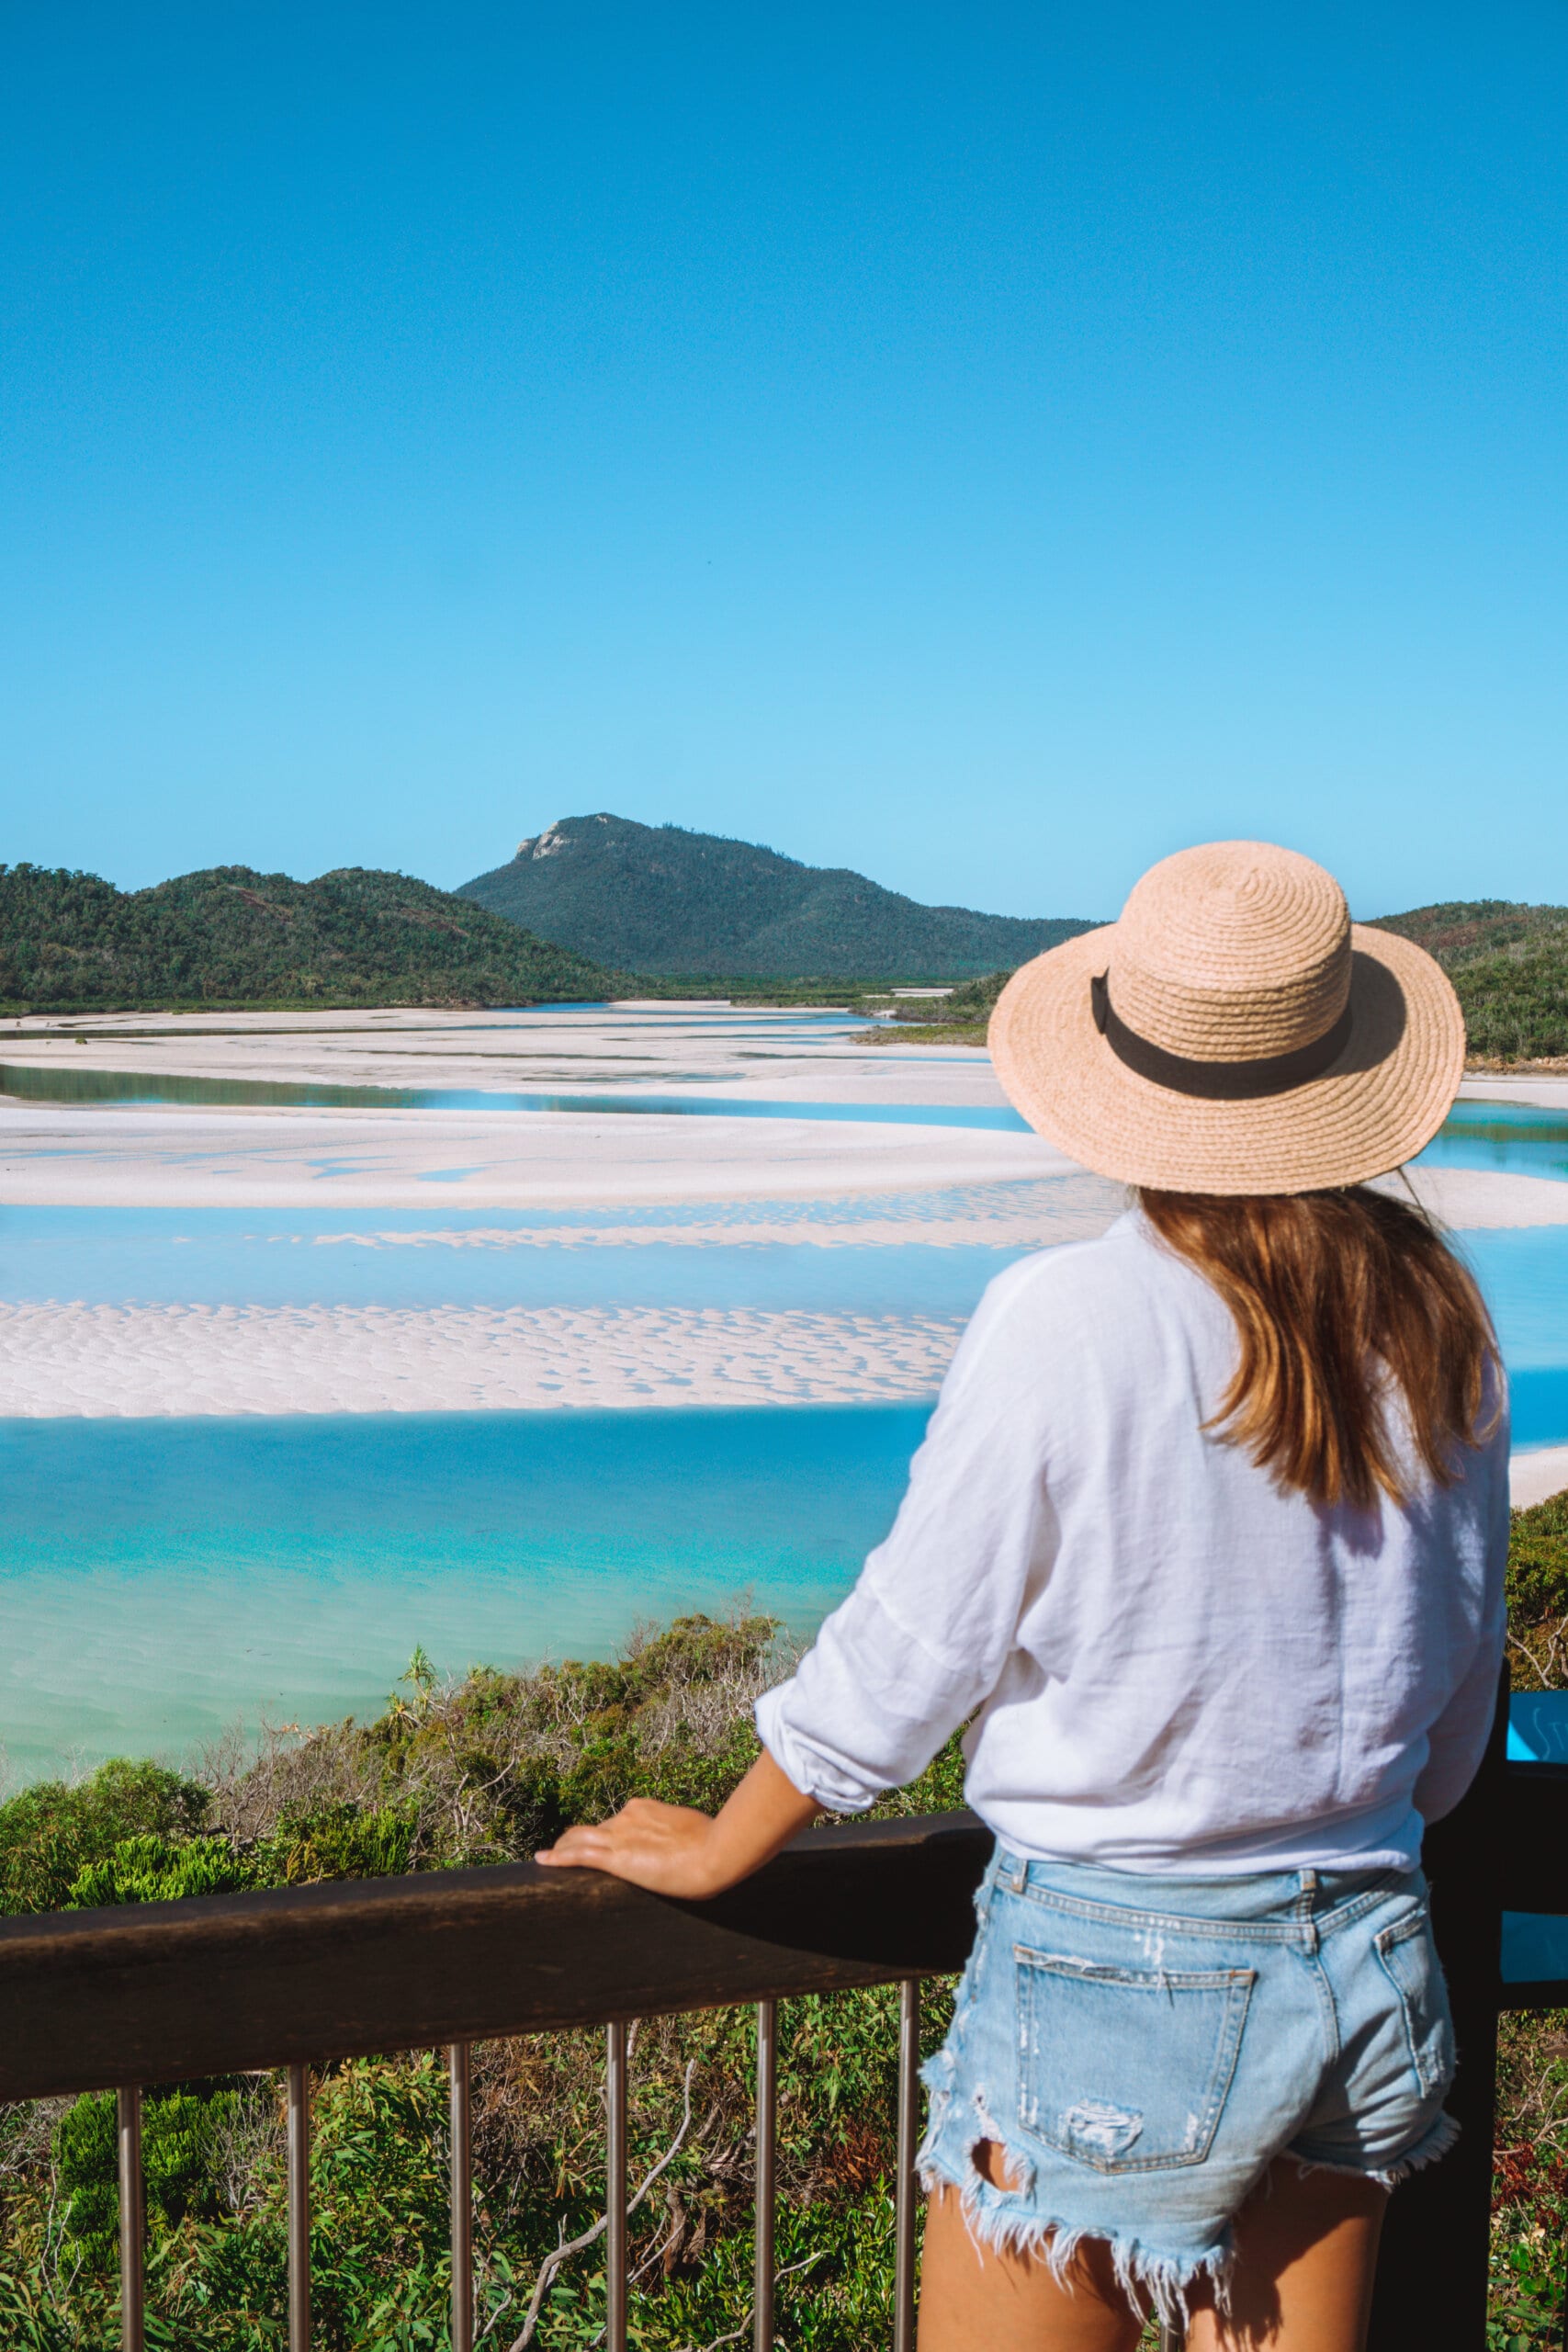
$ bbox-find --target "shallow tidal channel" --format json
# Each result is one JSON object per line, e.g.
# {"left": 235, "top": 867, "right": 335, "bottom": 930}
{"left": 2, "top": 1095, "right": 1565, "bottom": 1782}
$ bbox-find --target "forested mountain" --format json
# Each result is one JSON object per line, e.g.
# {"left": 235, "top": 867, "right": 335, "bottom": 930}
{"left": 457, "top": 813, "right": 1098, "bottom": 979}
{"left": 0, "top": 863, "right": 619, "bottom": 1013}
{"left": 1368, "top": 899, "right": 1568, "bottom": 1061}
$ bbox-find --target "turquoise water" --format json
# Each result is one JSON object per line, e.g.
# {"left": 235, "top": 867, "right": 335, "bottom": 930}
{"left": 0, "top": 1210, "right": 1021, "bottom": 1316}
{"left": 1417, "top": 1100, "right": 1568, "bottom": 1184}
{"left": 0, "top": 1061, "right": 1029, "bottom": 1126}
{"left": 0, "top": 1406, "right": 926, "bottom": 1778}
{"left": 4, "top": 1199, "right": 1562, "bottom": 1420}
{"left": 1452, "top": 1227, "right": 1568, "bottom": 1447}
{"left": 3, "top": 1100, "right": 1565, "bottom": 1782}
{"left": 1415, "top": 1104, "right": 1568, "bottom": 1446}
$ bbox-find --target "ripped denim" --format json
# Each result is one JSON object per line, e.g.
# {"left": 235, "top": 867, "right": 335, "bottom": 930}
{"left": 918, "top": 1846, "right": 1458, "bottom": 2327}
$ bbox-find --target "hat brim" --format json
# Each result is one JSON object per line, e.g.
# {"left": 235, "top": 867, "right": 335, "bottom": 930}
{"left": 988, "top": 923, "right": 1466, "bottom": 1194}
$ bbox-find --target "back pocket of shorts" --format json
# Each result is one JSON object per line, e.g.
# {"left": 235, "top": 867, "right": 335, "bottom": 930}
{"left": 1015, "top": 1944, "right": 1255, "bottom": 2174}
{"left": 1374, "top": 1910, "right": 1455, "bottom": 2099}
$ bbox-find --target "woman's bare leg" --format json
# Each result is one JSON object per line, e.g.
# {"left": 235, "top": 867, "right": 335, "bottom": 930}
{"left": 918, "top": 2144, "right": 1145, "bottom": 2352}
{"left": 917, "top": 2146, "right": 1386, "bottom": 2352}
{"left": 1185, "top": 2159, "right": 1388, "bottom": 2350}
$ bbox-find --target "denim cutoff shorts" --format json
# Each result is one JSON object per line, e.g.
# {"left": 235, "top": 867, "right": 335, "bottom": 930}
{"left": 918, "top": 1845, "right": 1458, "bottom": 2322}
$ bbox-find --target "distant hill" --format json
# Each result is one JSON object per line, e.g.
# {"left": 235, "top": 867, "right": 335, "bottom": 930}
{"left": 457, "top": 813, "right": 1098, "bottom": 979}
{"left": 0, "top": 863, "right": 620, "bottom": 1014}
{"left": 872, "top": 893, "right": 1568, "bottom": 1062}
{"left": 1368, "top": 899, "right": 1568, "bottom": 1062}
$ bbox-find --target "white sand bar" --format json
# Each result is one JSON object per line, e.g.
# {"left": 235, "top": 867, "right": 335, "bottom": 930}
{"left": 0, "top": 1301, "right": 968, "bottom": 1418}
{"left": 1514, "top": 1448, "right": 1568, "bottom": 1510}
{"left": 1460, "top": 1076, "right": 1568, "bottom": 1112}
{"left": 0, "top": 1104, "right": 1075, "bottom": 1209}
{"left": 0, "top": 1002, "right": 1010, "bottom": 1109}
{"left": 1373, "top": 1166, "right": 1568, "bottom": 1230}
{"left": 2, "top": 1108, "right": 1562, "bottom": 1226}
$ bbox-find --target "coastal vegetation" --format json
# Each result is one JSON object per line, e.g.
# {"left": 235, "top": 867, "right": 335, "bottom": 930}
{"left": 3, "top": 1490, "right": 1567, "bottom": 2344}
{"left": 0, "top": 1616, "right": 963, "bottom": 2350}
{"left": 1369, "top": 901, "right": 1568, "bottom": 1065}
{"left": 458, "top": 814, "right": 1098, "bottom": 982}
{"left": 10, "top": 848, "right": 1562, "bottom": 1057}
{"left": 856, "top": 970, "right": 1011, "bottom": 1046}
{"left": 0, "top": 864, "right": 620, "bottom": 1016}
{"left": 854, "top": 902, "right": 1568, "bottom": 1063}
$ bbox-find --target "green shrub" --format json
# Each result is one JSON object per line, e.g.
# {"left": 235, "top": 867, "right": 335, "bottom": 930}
{"left": 253, "top": 1800, "right": 418, "bottom": 1886}
{"left": 0, "top": 1758, "right": 211, "bottom": 1915}
{"left": 1506, "top": 1488, "right": 1568, "bottom": 1692}
{"left": 1507, "top": 1490, "right": 1568, "bottom": 1627}
{"left": 55, "top": 2082, "right": 254, "bottom": 2275}
{"left": 66, "top": 1832, "right": 259, "bottom": 1909}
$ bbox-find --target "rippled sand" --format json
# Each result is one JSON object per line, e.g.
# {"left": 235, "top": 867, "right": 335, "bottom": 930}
{"left": 0, "top": 1300, "right": 969, "bottom": 1417}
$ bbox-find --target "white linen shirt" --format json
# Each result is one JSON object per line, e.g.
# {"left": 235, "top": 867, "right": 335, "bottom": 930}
{"left": 756, "top": 1211, "right": 1510, "bottom": 1874}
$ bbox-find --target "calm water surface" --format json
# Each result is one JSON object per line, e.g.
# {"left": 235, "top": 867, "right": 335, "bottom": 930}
{"left": 0, "top": 1060, "right": 1025, "bottom": 1125}
{"left": 0, "top": 1407, "right": 926, "bottom": 1778}
{"left": 3, "top": 1098, "right": 1564, "bottom": 1781}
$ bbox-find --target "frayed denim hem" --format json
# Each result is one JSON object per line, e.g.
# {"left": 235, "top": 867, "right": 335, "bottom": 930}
{"left": 917, "top": 2139, "right": 1235, "bottom": 2333}
{"left": 1292, "top": 2104, "right": 1461, "bottom": 2192}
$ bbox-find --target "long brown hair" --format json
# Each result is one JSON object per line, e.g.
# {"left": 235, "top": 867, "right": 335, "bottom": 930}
{"left": 1137, "top": 1185, "right": 1501, "bottom": 1511}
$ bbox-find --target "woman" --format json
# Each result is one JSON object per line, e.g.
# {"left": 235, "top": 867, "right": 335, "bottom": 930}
{"left": 539, "top": 841, "right": 1508, "bottom": 2351}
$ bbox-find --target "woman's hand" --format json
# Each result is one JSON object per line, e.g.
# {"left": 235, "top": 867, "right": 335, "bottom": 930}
{"left": 536, "top": 1797, "right": 728, "bottom": 1899}
{"left": 536, "top": 1751, "right": 820, "bottom": 1899}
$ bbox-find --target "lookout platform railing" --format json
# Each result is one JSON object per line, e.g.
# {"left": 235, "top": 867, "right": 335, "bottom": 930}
{"left": 2, "top": 1691, "right": 1564, "bottom": 2352}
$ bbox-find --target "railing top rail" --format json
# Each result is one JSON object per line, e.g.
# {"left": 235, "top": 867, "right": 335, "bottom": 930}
{"left": 0, "top": 1810, "right": 992, "bottom": 2103}
{"left": 6, "top": 1759, "right": 1568, "bottom": 2107}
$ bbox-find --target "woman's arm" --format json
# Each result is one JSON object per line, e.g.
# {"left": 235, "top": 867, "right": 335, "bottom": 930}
{"left": 535, "top": 1748, "right": 820, "bottom": 1899}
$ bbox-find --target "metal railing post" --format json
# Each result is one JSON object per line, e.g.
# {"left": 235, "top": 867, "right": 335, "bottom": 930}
{"left": 449, "top": 2041, "right": 474, "bottom": 2352}
{"left": 117, "top": 2086, "right": 144, "bottom": 2352}
{"left": 287, "top": 2062, "right": 311, "bottom": 2352}
{"left": 894, "top": 1979, "right": 920, "bottom": 2352}
{"left": 606, "top": 2022, "right": 628, "bottom": 2352}
{"left": 753, "top": 2000, "right": 777, "bottom": 2352}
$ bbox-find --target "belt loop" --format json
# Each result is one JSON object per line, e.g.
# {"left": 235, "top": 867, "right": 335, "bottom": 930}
{"left": 1296, "top": 1867, "right": 1319, "bottom": 1948}
{"left": 998, "top": 1850, "right": 1029, "bottom": 1895}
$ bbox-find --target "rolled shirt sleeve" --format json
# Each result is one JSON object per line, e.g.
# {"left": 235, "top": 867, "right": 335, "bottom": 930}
{"left": 755, "top": 1275, "right": 1058, "bottom": 1811}
{"left": 752, "top": 1216, "right": 1516, "bottom": 1872}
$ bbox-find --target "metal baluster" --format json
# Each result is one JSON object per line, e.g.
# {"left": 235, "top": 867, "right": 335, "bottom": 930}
{"left": 893, "top": 1980, "right": 920, "bottom": 2352}
{"left": 117, "top": 2086, "right": 145, "bottom": 2352}
{"left": 605, "top": 2022, "right": 628, "bottom": 2352}
{"left": 288, "top": 2062, "right": 311, "bottom": 2352}
{"left": 449, "top": 2041, "right": 474, "bottom": 2352}
{"left": 753, "top": 2000, "right": 777, "bottom": 2352}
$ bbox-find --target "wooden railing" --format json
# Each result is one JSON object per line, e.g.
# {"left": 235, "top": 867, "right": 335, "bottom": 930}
{"left": 2, "top": 1692, "right": 1564, "bottom": 2351}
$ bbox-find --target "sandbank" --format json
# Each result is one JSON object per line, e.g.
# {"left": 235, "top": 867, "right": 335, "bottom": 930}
{"left": 0, "top": 1300, "right": 966, "bottom": 1419}
{"left": 1513, "top": 1447, "right": 1568, "bottom": 1510}
{"left": 0, "top": 1102, "right": 1080, "bottom": 1209}
{"left": 0, "top": 1002, "right": 1010, "bottom": 1111}
{"left": 2, "top": 1106, "right": 1562, "bottom": 1227}
{"left": 1459, "top": 1076, "right": 1568, "bottom": 1112}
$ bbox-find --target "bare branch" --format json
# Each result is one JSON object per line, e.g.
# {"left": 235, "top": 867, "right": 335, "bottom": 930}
{"left": 502, "top": 2059, "right": 698, "bottom": 2352}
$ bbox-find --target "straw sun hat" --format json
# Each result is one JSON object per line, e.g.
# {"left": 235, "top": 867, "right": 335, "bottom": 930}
{"left": 989, "top": 841, "right": 1465, "bottom": 1195}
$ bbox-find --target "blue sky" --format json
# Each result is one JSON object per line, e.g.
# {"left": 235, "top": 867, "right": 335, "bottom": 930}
{"left": 2, "top": 3, "right": 1563, "bottom": 921}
